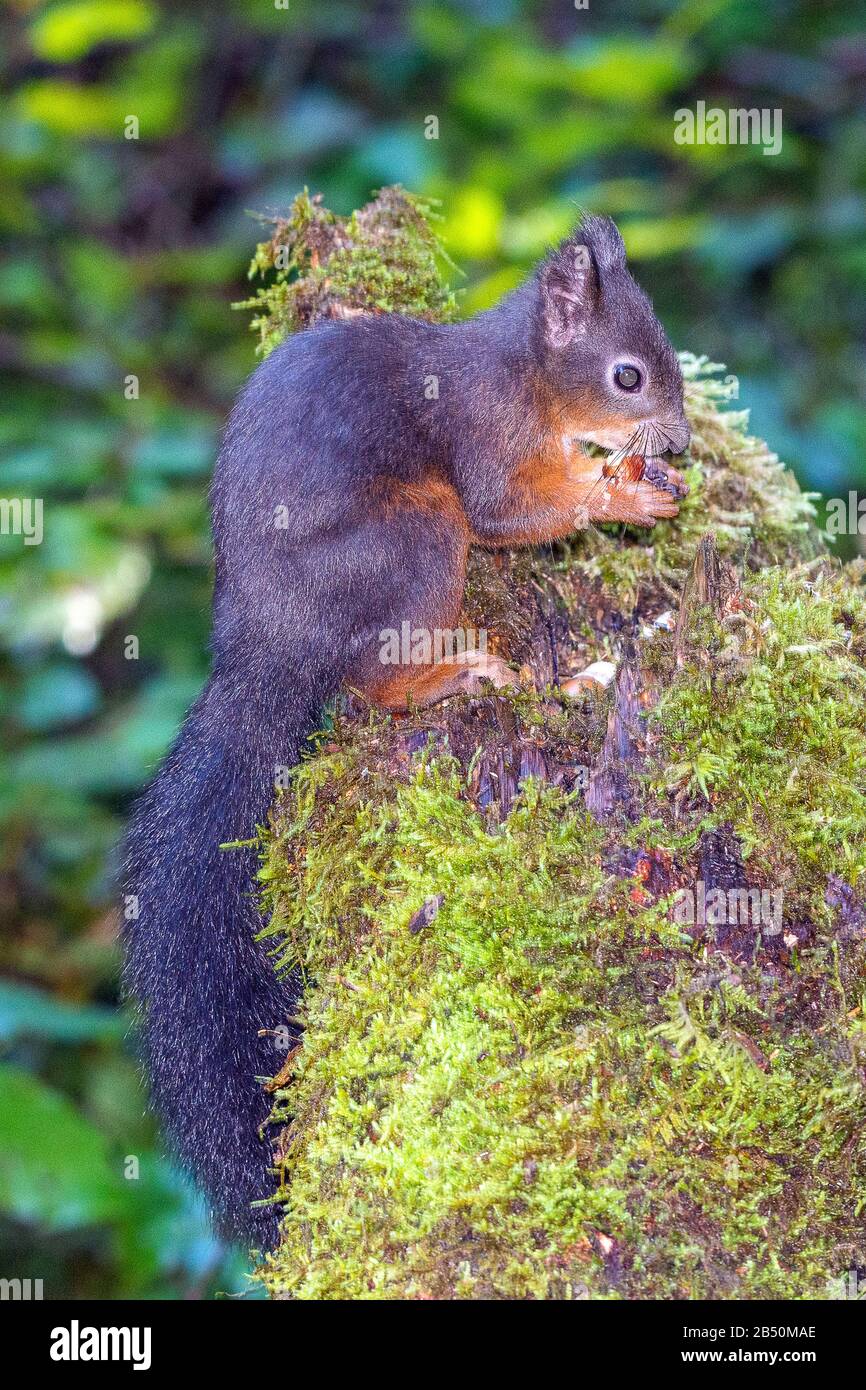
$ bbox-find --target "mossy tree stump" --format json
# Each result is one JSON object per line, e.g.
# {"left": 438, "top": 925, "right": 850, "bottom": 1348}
{"left": 238, "top": 190, "right": 866, "bottom": 1299}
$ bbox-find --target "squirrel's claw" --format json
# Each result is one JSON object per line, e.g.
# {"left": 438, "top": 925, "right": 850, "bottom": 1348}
{"left": 643, "top": 457, "right": 689, "bottom": 499}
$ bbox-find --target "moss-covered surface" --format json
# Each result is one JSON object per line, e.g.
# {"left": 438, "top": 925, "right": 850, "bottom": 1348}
{"left": 253, "top": 570, "right": 866, "bottom": 1298}
{"left": 238, "top": 190, "right": 866, "bottom": 1298}
{"left": 234, "top": 185, "right": 457, "bottom": 354}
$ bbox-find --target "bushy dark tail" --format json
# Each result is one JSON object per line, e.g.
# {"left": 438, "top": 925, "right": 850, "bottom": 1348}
{"left": 122, "top": 660, "right": 326, "bottom": 1248}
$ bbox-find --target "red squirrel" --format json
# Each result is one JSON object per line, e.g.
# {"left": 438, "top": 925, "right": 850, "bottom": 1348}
{"left": 123, "top": 215, "right": 689, "bottom": 1246}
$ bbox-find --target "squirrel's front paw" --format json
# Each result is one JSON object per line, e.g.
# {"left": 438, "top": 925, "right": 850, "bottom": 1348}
{"left": 629, "top": 479, "right": 682, "bottom": 526}
{"left": 634, "top": 461, "right": 689, "bottom": 524}
{"left": 591, "top": 457, "right": 689, "bottom": 527}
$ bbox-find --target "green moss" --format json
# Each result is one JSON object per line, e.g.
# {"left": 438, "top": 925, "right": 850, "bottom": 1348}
{"left": 255, "top": 717, "right": 865, "bottom": 1299}
{"left": 251, "top": 547, "right": 866, "bottom": 1301}
{"left": 651, "top": 560, "right": 866, "bottom": 908}
{"left": 233, "top": 186, "right": 458, "bottom": 354}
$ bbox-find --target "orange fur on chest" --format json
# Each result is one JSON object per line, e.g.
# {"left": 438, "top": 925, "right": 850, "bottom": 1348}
{"left": 512, "top": 433, "right": 614, "bottom": 507}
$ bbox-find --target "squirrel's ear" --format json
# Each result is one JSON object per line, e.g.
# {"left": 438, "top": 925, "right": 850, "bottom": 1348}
{"left": 537, "top": 242, "right": 597, "bottom": 350}
{"left": 577, "top": 214, "right": 626, "bottom": 273}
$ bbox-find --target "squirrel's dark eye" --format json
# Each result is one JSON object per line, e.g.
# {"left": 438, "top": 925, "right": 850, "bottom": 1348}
{"left": 613, "top": 363, "right": 642, "bottom": 392}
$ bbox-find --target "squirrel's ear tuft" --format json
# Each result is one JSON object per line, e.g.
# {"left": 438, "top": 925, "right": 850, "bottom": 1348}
{"left": 576, "top": 214, "right": 626, "bottom": 273}
{"left": 537, "top": 241, "right": 597, "bottom": 350}
{"left": 537, "top": 215, "right": 627, "bottom": 349}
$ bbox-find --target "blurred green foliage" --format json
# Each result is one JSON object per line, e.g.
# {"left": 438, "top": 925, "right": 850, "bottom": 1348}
{"left": 0, "top": 0, "right": 864, "bottom": 1298}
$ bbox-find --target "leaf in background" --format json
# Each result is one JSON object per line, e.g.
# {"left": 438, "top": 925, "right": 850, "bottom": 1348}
{"left": 0, "top": 509, "right": 151, "bottom": 652}
{"left": 620, "top": 215, "right": 709, "bottom": 259}
{"left": 441, "top": 186, "right": 504, "bottom": 259}
{"left": 565, "top": 38, "right": 693, "bottom": 106}
{"left": 352, "top": 125, "right": 438, "bottom": 191}
{"left": 31, "top": 1, "right": 157, "bottom": 63}
{"left": 16, "top": 83, "right": 129, "bottom": 139}
{"left": 0, "top": 981, "right": 122, "bottom": 1045}
{"left": 18, "top": 663, "right": 102, "bottom": 731}
{"left": 8, "top": 672, "right": 204, "bottom": 795}
{"left": 0, "top": 1066, "right": 122, "bottom": 1229}
{"left": 698, "top": 210, "right": 800, "bottom": 274}
{"left": 460, "top": 265, "right": 524, "bottom": 316}
{"left": 16, "top": 76, "right": 181, "bottom": 139}
{"left": 131, "top": 423, "right": 216, "bottom": 478}
{"left": 524, "top": 112, "right": 634, "bottom": 172}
